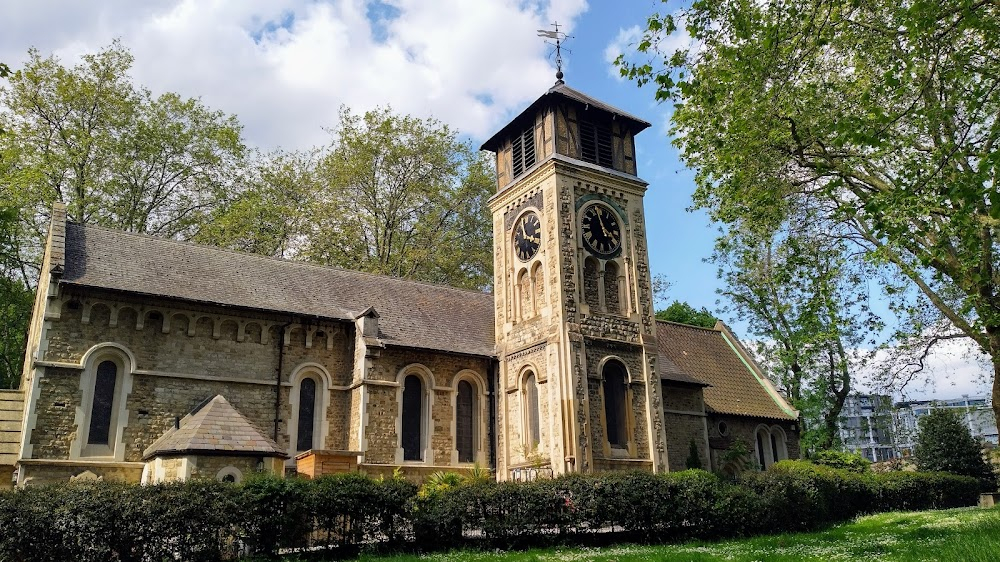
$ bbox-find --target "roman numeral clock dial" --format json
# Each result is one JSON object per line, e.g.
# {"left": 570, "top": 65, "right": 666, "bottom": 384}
{"left": 581, "top": 203, "right": 622, "bottom": 257}
{"left": 513, "top": 211, "right": 542, "bottom": 261}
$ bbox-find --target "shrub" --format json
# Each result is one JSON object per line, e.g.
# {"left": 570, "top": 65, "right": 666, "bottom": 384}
{"left": 0, "top": 464, "right": 983, "bottom": 560}
{"left": 915, "top": 408, "right": 997, "bottom": 490}
{"left": 811, "top": 450, "right": 871, "bottom": 473}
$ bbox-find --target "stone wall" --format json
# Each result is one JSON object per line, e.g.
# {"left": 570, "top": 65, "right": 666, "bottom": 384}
{"left": 706, "top": 415, "right": 800, "bottom": 473}
{"left": 189, "top": 455, "right": 260, "bottom": 480}
{"left": 23, "top": 287, "right": 494, "bottom": 484}
{"left": 362, "top": 347, "right": 490, "bottom": 468}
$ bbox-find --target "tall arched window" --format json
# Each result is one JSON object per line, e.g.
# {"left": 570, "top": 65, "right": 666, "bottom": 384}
{"left": 602, "top": 361, "right": 628, "bottom": 448}
{"left": 87, "top": 360, "right": 118, "bottom": 446}
{"left": 456, "top": 380, "right": 476, "bottom": 463}
{"left": 523, "top": 372, "right": 540, "bottom": 448}
{"left": 296, "top": 377, "right": 317, "bottom": 452}
{"left": 402, "top": 375, "right": 423, "bottom": 461}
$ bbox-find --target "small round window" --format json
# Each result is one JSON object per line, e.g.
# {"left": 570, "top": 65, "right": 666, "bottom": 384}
{"left": 718, "top": 421, "right": 730, "bottom": 437}
{"left": 216, "top": 466, "right": 242, "bottom": 483}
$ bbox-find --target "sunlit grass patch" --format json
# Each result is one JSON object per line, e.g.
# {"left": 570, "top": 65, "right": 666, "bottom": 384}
{"left": 340, "top": 506, "right": 1000, "bottom": 562}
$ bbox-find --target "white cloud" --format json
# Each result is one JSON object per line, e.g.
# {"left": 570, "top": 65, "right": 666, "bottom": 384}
{"left": 0, "top": 0, "right": 589, "bottom": 150}
{"left": 603, "top": 25, "right": 642, "bottom": 80}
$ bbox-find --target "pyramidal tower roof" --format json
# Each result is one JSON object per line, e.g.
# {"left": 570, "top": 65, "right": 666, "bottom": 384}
{"left": 143, "top": 395, "right": 287, "bottom": 459}
{"left": 480, "top": 81, "right": 651, "bottom": 153}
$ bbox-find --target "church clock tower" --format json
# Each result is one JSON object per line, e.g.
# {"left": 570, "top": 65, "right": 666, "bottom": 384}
{"left": 482, "top": 78, "right": 669, "bottom": 478}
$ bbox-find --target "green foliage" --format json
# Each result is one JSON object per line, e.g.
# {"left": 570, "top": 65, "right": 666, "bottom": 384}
{"left": 202, "top": 107, "right": 497, "bottom": 290}
{"left": 915, "top": 408, "right": 996, "bottom": 489}
{"left": 685, "top": 439, "right": 704, "bottom": 470}
{"left": 811, "top": 450, "right": 871, "bottom": 473}
{"left": 0, "top": 204, "right": 32, "bottom": 388}
{"left": 655, "top": 300, "right": 717, "bottom": 328}
{"left": 0, "top": 467, "right": 980, "bottom": 560}
{"left": 618, "top": 0, "right": 1000, "bottom": 428}
{"left": 0, "top": 41, "right": 246, "bottom": 248}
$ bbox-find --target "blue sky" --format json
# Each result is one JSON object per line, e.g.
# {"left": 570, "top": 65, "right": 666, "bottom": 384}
{"left": 0, "top": 0, "right": 989, "bottom": 400}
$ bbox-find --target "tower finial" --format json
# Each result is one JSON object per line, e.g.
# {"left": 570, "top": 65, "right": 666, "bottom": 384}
{"left": 537, "top": 23, "right": 571, "bottom": 85}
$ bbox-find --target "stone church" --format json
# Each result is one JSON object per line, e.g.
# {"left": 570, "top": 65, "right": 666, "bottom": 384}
{"left": 6, "top": 80, "right": 799, "bottom": 486}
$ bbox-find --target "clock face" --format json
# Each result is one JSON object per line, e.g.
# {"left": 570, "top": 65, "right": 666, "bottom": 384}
{"left": 581, "top": 203, "right": 622, "bottom": 256}
{"left": 513, "top": 212, "right": 542, "bottom": 261}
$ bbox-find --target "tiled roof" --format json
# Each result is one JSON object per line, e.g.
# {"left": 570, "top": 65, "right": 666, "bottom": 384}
{"left": 656, "top": 321, "right": 797, "bottom": 421}
{"left": 61, "top": 223, "right": 496, "bottom": 357}
{"left": 657, "top": 351, "right": 709, "bottom": 386}
{"left": 481, "top": 82, "right": 651, "bottom": 152}
{"left": 143, "top": 395, "right": 287, "bottom": 459}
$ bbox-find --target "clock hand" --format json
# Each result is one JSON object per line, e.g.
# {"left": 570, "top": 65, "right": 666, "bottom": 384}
{"left": 597, "top": 213, "right": 611, "bottom": 237}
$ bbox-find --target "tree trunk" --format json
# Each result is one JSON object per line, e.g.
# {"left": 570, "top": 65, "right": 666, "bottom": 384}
{"left": 989, "top": 328, "right": 1000, "bottom": 431}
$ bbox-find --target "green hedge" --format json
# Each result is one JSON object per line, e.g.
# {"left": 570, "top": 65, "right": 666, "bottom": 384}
{"left": 0, "top": 464, "right": 980, "bottom": 560}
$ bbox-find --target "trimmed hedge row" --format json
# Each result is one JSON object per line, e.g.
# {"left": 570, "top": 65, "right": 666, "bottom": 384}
{"left": 0, "top": 462, "right": 981, "bottom": 561}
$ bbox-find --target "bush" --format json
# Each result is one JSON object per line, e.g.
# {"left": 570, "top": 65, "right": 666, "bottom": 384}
{"left": 915, "top": 408, "right": 997, "bottom": 490}
{"left": 811, "top": 450, "right": 871, "bottom": 473}
{"left": 0, "top": 464, "right": 982, "bottom": 560}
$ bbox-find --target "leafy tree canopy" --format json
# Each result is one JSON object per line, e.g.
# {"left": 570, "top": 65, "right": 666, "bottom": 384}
{"left": 201, "top": 107, "right": 495, "bottom": 290}
{"left": 915, "top": 408, "right": 996, "bottom": 489}
{"left": 655, "top": 300, "right": 717, "bottom": 328}
{"left": 619, "top": 0, "right": 1000, "bottom": 421}
{"left": 0, "top": 40, "right": 247, "bottom": 278}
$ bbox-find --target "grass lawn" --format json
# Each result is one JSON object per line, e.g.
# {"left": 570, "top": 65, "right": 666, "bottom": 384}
{"left": 342, "top": 506, "right": 1000, "bottom": 562}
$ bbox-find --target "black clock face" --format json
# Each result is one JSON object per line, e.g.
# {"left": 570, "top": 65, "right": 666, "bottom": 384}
{"left": 513, "top": 212, "right": 542, "bottom": 261}
{"left": 581, "top": 203, "right": 622, "bottom": 256}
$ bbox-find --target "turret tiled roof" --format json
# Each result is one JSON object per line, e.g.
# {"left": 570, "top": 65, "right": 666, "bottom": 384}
{"left": 143, "top": 395, "right": 287, "bottom": 459}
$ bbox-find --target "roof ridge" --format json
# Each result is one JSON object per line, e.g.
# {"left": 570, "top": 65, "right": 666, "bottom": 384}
{"left": 69, "top": 222, "right": 494, "bottom": 298}
{"left": 655, "top": 319, "right": 720, "bottom": 332}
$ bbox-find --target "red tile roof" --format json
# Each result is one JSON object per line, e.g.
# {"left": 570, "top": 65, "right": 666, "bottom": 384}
{"left": 656, "top": 321, "right": 797, "bottom": 420}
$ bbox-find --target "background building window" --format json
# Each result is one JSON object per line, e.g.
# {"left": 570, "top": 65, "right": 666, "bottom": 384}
{"left": 456, "top": 380, "right": 476, "bottom": 463}
{"left": 402, "top": 375, "right": 423, "bottom": 461}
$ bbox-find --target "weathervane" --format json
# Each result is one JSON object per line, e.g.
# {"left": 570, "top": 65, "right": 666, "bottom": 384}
{"left": 537, "top": 23, "right": 572, "bottom": 84}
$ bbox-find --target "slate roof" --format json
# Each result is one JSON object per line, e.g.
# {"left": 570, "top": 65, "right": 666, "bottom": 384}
{"left": 143, "top": 395, "right": 287, "bottom": 459}
{"left": 481, "top": 82, "right": 651, "bottom": 153}
{"left": 61, "top": 223, "right": 496, "bottom": 357}
{"left": 656, "top": 321, "right": 797, "bottom": 421}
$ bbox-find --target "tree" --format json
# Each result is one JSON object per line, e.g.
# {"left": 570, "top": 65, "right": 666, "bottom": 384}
{"left": 0, "top": 43, "right": 245, "bottom": 388}
{"left": 713, "top": 214, "right": 882, "bottom": 451}
{"left": 0, "top": 204, "right": 32, "bottom": 388}
{"left": 303, "top": 107, "right": 494, "bottom": 289}
{"left": 0, "top": 41, "right": 246, "bottom": 276}
{"left": 915, "top": 408, "right": 996, "bottom": 489}
{"left": 655, "top": 300, "right": 717, "bottom": 328}
{"left": 619, "top": 1, "right": 1000, "bottom": 422}
{"left": 202, "top": 107, "right": 496, "bottom": 290}
{"left": 196, "top": 149, "right": 321, "bottom": 258}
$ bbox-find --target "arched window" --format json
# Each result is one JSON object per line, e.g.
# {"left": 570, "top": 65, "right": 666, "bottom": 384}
{"left": 402, "top": 375, "right": 423, "bottom": 461}
{"left": 456, "top": 380, "right": 476, "bottom": 463}
{"left": 602, "top": 361, "right": 628, "bottom": 448}
{"left": 755, "top": 426, "right": 788, "bottom": 469}
{"left": 531, "top": 262, "right": 545, "bottom": 310}
{"left": 87, "top": 360, "right": 118, "bottom": 446}
{"left": 296, "top": 377, "right": 317, "bottom": 452}
{"left": 77, "top": 348, "right": 132, "bottom": 459}
{"left": 523, "top": 372, "right": 540, "bottom": 448}
{"left": 604, "top": 260, "right": 620, "bottom": 314}
{"left": 518, "top": 269, "right": 532, "bottom": 320}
